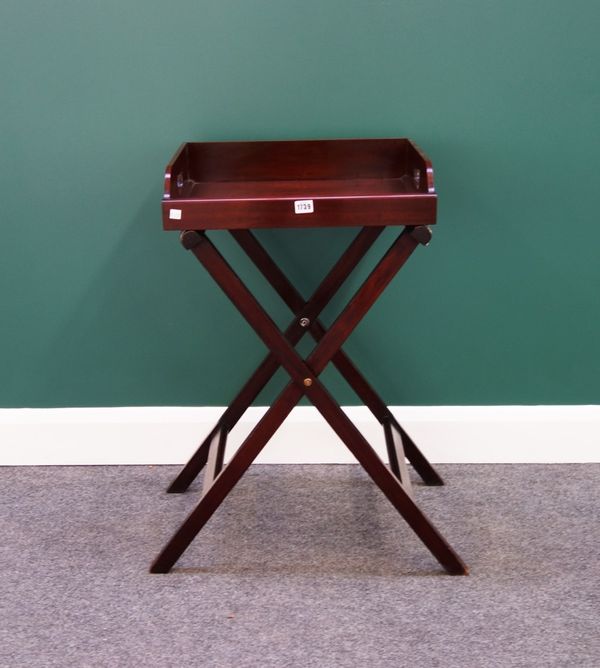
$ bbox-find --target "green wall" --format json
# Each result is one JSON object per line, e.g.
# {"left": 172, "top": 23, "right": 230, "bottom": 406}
{"left": 1, "top": 0, "right": 599, "bottom": 407}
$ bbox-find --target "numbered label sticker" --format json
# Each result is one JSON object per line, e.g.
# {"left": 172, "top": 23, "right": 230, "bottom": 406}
{"left": 294, "top": 199, "right": 314, "bottom": 214}
{"left": 169, "top": 208, "right": 182, "bottom": 220}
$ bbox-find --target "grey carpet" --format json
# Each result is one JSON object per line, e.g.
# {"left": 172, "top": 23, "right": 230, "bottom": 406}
{"left": 0, "top": 464, "right": 598, "bottom": 668}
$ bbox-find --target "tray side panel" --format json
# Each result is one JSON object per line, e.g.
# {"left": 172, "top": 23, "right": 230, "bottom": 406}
{"left": 162, "top": 195, "right": 436, "bottom": 230}
{"left": 185, "top": 138, "right": 411, "bottom": 183}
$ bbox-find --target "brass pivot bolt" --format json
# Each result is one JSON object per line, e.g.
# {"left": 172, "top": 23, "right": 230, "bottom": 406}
{"left": 299, "top": 317, "right": 310, "bottom": 328}
{"left": 303, "top": 378, "right": 313, "bottom": 387}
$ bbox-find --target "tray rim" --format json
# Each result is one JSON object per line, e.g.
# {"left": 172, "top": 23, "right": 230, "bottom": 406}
{"left": 162, "top": 137, "right": 436, "bottom": 230}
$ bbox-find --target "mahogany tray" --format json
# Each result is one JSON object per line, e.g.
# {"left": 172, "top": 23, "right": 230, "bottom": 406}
{"left": 162, "top": 138, "right": 437, "bottom": 230}
{"left": 152, "top": 137, "right": 469, "bottom": 576}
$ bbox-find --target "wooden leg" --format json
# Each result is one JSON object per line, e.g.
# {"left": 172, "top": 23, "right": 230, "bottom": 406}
{"left": 308, "top": 381, "right": 467, "bottom": 575}
{"left": 181, "top": 228, "right": 420, "bottom": 386}
{"left": 167, "top": 227, "right": 382, "bottom": 493}
{"left": 152, "top": 227, "right": 467, "bottom": 574}
{"left": 232, "top": 228, "right": 444, "bottom": 486}
{"left": 325, "top": 347, "right": 443, "bottom": 485}
{"left": 151, "top": 383, "right": 302, "bottom": 573}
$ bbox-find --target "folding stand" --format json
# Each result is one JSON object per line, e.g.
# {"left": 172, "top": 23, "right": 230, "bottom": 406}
{"left": 153, "top": 138, "right": 468, "bottom": 575}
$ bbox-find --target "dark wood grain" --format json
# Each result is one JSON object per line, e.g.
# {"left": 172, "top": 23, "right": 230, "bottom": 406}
{"left": 166, "top": 227, "right": 382, "bottom": 493}
{"left": 155, "top": 137, "right": 465, "bottom": 575}
{"left": 168, "top": 226, "right": 443, "bottom": 493}
{"left": 230, "top": 229, "right": 443, "bottom": 485}
{"left": 162, "top": 138, "right": 436, "bottom": 230}
{"left": 152, "top": 229, "right": 467, "bottom": 575}
{"left": 151, "top": 382, "right": 303, "bottom": 573}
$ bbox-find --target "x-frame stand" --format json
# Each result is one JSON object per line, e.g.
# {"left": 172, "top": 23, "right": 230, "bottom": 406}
{"left": 151, "top": 224, "right": 468, "bottom": 575}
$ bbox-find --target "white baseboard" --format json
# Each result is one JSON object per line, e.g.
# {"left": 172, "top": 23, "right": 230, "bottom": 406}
{"left": 0, "top": 405, "right": 598, "bottom": 465}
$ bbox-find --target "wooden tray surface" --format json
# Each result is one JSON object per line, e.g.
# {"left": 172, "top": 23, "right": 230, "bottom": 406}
{"left": 162, "top": 138, "right": 436, "bottom": 230}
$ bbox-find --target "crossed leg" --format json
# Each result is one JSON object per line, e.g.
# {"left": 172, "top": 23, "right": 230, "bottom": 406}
{"left": 168, "top": 226, "right": 441, "bottom": 493}
{"left": 230, "top": 228, "right": 443, "bottom": 486}
{"left": 151, "top": 227, "right": 467, "bottom": 575}
{"left": 166, "top": 226, "right": 384, "bottom": 492}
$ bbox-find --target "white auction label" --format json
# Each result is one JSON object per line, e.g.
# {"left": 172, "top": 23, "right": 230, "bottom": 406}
{"left": 294, "top": 199, "right": 314, "bottom": 214}
{"left": 169, "top": 208, "right": 182, "bottom": 220}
